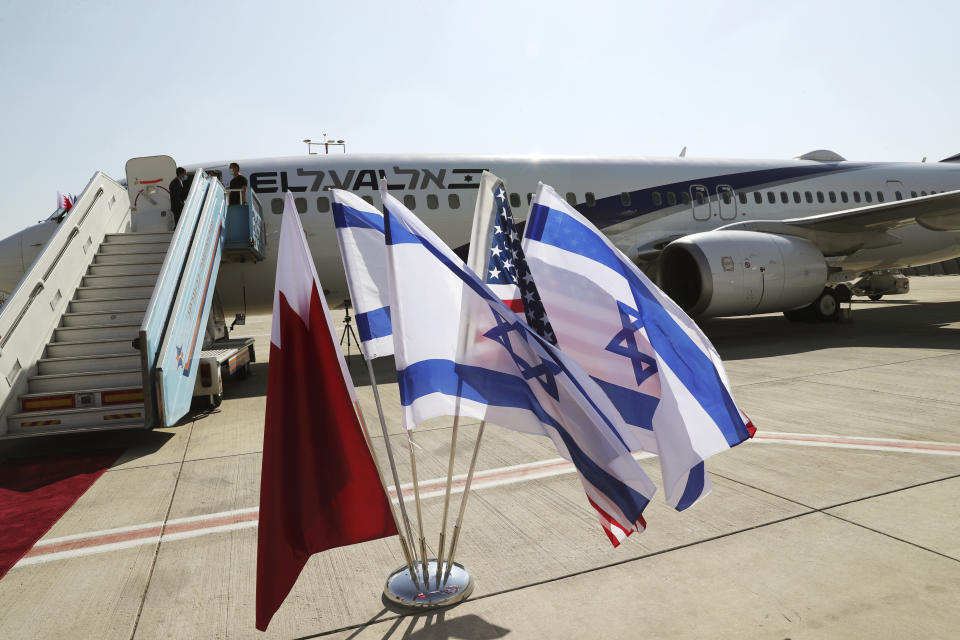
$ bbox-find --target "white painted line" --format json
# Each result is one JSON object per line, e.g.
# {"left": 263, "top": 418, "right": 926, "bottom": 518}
{"left": 14, "top": 432, "right": 960, "bottom": 568}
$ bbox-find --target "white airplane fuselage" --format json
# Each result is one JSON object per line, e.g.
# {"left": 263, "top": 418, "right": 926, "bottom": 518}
{"left": 3, "top": 153, "right": 960, "bottom": 316}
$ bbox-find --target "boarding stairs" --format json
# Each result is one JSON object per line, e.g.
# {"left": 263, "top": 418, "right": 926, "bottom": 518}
{"left": 0, "top": 155, "right": 266, "bottom": 439}
{"left": 9, "top": 231, "right": 171, "bottom": 432}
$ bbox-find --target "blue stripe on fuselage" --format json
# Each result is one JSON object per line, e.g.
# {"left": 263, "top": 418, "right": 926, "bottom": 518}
{"left": 579, "top": 163, "right": 879, "bottom": 228}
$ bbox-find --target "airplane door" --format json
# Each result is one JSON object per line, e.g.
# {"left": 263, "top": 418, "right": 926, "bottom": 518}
{"left": 690, "top": 184, "right": 711, "bottom": 221}
{"left": 717, "top": 185, "right": 737, "bottom": 220}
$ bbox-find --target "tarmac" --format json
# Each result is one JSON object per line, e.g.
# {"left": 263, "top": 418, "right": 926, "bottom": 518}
{"left": 1, "top": 276, "right": 959, "bottom": 639}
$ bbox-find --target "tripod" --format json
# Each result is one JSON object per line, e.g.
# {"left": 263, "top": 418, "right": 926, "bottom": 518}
{"left": 339, "top": 299, "right": 362, "bottom": 369}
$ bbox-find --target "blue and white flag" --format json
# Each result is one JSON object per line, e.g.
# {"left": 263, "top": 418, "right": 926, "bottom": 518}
{"left": 330, "top": 190, "right": 393, "bottom": 360}
{"left": 380, "top": 186, "right": 657, "bottom": 546}
{"left": 522, "top": 183, "right": 755, "bottom": 511}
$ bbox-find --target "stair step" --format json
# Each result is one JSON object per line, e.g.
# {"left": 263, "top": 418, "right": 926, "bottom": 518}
{"left": 104, "top": 232, "right": 173, "bottom": 244}
{"left": 82, "top": 273, "right": 159, "bottom": 287}
{"left": 28, "top": 369, "right": 142, "bottom": 394}
{"left": 70, "top": 296, "right": 150, "bottom": 313}
{"left": 99, "top": 241, "right": 170, "bottom": 254}
{"left": 94, "top": 252, "right": 166, "bottom": 265}
{"left": 46, "top": 337, "right": 139, "bottom": 358}
{"left": 54, "top": 323, "right": 140, "bottom": 342}
{"left": 19, "top": 386, "right": 145, "bottom": 412}
{"left": 8, "top": 403, "right": 146, "bottom": 432}
{"left": 38, "top": 352, "right": 141, "bottom": 375}
{"left": 61, "top": 309, "right": 145, "bottom": 327}
{"left": 75, "top": 285, "right": 156, "bottom": 300}
{"left": 88, "top": 262, "right": 163, "bottom": 277}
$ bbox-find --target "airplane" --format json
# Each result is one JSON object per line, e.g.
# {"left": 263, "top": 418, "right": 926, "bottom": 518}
{"left": 2, "top": 148, "right": 960, "bottom": 323}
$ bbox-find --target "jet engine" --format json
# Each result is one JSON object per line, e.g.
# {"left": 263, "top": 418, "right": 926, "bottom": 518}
{"left": 658, "top": 230, "right": 828, "bottom": 317}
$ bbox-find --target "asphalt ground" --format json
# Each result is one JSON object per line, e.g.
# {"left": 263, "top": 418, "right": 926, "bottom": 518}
{"left": 1, "top": 276, "right": 959, "bottom": 639}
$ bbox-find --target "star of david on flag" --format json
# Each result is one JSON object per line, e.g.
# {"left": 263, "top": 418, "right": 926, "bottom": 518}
{"left": 522, "top": 183, "right": 755, "bottom": 512}
{"left": 381, "top": 184, "right": 657, "bottom": 546}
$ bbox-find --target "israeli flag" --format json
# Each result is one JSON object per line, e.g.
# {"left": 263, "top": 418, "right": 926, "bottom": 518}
{"left": 381, "top": 187, "right": 657, "bottom": 546}
{"left": 330, "top": 190, "right": 393, "bottom": 360}
{"left": 522, "top": 183, "right": 755, "bottom": 511}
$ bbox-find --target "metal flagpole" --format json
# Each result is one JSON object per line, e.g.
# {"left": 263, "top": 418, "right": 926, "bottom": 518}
{"left": 434, "top": 406, "right": 461, "bottom": 588}
{"left": 363, "top": 358, "right": 422, "bottom": 584}
{"left": 443, "top": 420, "right": 485, "bottom": 584}
{"left": 405, "top": 429, "right": 430, "bottom": 583}
{"left": 352, "top": 395, "right": 420, "bottom": 591}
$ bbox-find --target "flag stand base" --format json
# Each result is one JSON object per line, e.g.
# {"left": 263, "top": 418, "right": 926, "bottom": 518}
{"left": 383, "top": 560, "right": 474, "bottom": 609}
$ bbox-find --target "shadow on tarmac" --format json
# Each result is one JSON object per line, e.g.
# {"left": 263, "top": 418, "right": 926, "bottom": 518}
{"left": 0, "top": 427, "right": 175, "bottom": 468}
{"left": 698, "top": 299, "right": 960, "bottom": 361}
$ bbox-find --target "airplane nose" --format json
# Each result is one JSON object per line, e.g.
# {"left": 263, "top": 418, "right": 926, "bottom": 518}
{"left": 0, "top": 230, "right": 25, "bottom": 295}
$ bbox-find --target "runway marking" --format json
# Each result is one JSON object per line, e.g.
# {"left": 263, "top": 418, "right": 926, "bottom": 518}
{"left": 15, "top": 431, "right": 960, "bottom": 568}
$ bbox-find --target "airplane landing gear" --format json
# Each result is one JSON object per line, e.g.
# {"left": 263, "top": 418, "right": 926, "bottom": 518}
{"left": 784, "top": 287, "right": 840, "bottom": 322}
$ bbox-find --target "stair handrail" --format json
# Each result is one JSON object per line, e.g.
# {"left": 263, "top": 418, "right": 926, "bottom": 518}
{"left": 137, "top": 170, "right": 212, "bottom": 428}
{"left": 0, "top": 173, "right": 131, "bottom": 432}
{"left": 153, "top": 178, "right": 228, "bottom": 426}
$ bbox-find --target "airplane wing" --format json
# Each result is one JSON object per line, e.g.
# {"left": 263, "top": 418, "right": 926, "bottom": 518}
{"left": 780, "top": 189, "right": 960, "bottom": 233}
{"left": 711, "top": 189, "right": 960, "bottom": 257}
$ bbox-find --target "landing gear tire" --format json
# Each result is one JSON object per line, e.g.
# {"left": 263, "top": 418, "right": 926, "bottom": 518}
{"left": 868, "top": 294, "right": 883, "bottom": 301}
{"left": 783, "top": 288, "right": 840, "bottom": 322}
{"left": 812, "top": 288, "right": 840, "bottom": 321}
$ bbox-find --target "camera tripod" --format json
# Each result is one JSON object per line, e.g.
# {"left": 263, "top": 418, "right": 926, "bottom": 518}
{"left": 339, "top": 299, "right": 362, "bottom": 369}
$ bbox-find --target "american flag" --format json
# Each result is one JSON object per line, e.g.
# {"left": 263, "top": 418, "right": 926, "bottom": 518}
{"left": 483, "top": 183, "right": 557, "bottom": 345}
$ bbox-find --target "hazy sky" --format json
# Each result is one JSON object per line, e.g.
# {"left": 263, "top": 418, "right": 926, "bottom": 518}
{"left": 1, "top": 0, "right": 958, "bottom": 239}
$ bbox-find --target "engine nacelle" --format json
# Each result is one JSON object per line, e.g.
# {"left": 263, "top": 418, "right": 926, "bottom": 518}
{"left": 658, "top": 231, "right": 828, "bottom": 317}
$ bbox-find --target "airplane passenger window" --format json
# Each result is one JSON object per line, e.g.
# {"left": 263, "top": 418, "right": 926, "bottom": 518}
{"left": 754, "top": 192, "right": 762, "bottom": 204}
{"left": 565, "top": 192, "right": 577, "bottom": 205}
{"left": 864, "top": 192, "right": 872, "bottom": 203}
{"left": 295, "top": 197, "right": 308, "bottom": 214}
{"left": 767, "top": 192, "right": 775, "bottom": 204}
{"left": 895, "top": 191, "right": 902, "bottom": 200}
{"left": 721, "top": 191, "right": 731, "bottom": 205}
{"left": 816, "top": 192, "right": 824, "bottom": 203}
{"left": 668, "top": 191, "right": 678, "bottom": 206}
{"left": 911, "top": 191, "right": 917, "bottom": 198}
{"left": 921, "top": 191, "right": 927, "bottom": 196}
{"left": 853, "top": 191, "right": 861, "bottom": 203}
{"left": 404, "top": 194, "right": 416, "bottom": 210}
{"left": 271, "top": 198, "right": 284, "bottom": 214}
{"left": 737, "top": 192, "right": 746, "bottom": 205}
{"left": 317, "top": 196, "right": 330, "bottom": 213}
{"left": 510, "top": 193, "right": 521, "bottom": 208}
{"left": 780, "top": 191, "right": 788, "bottom": 203}
{"left": 427, "top": 194, "right": 439, "bottom": 209}
{"left": 793, "top": 191, "right": 801, "bottom": 203}
{"left": 620, "top": 192, "right": 632, "bottom": 206}
{"left": 805, "top": 191, "right": 813, "bottom": 203}
{"left": 652, "top": 191, "right": 662, "bottom": 207}
{"left": 448, "top": 194, "right": 460, "bottom": 209}
{"left": 695, "top": 191, "right": 706, "bottom": 206}
{"left": 876, "top": 192, "right": 884, "bottom": 202}
{"left": 527, "top": 193, "right": 534, "bottom": 205}
{"left": 681, "top": 191, "right": 691, "bottom": 205}
{"left": 828, "top": 192, "right": 836, "bottom": 203}
{"left": 841, "top": 192, "right": 849, "bottom": 203}
{"left": 585, "top": 192, "right": 596, "bottom": 206}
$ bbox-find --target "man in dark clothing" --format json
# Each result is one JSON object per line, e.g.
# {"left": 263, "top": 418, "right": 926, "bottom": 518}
{"left": 229, "top": 162, "right": 248, "bottom": 206}
{"left": 169, "top": 167, "right": 189, "bottom": 225}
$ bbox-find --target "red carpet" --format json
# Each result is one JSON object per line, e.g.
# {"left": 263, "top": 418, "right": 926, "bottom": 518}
{"left": 0, "top": 449, "right": 121, "bottom": 580}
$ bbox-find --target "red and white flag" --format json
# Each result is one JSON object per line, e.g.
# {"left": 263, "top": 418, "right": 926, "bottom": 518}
{"left": 57, "top": 192, "right": 73, "bottom": 212}
{"left": 256, "top": 192, "right": 397, "bottom": 631}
